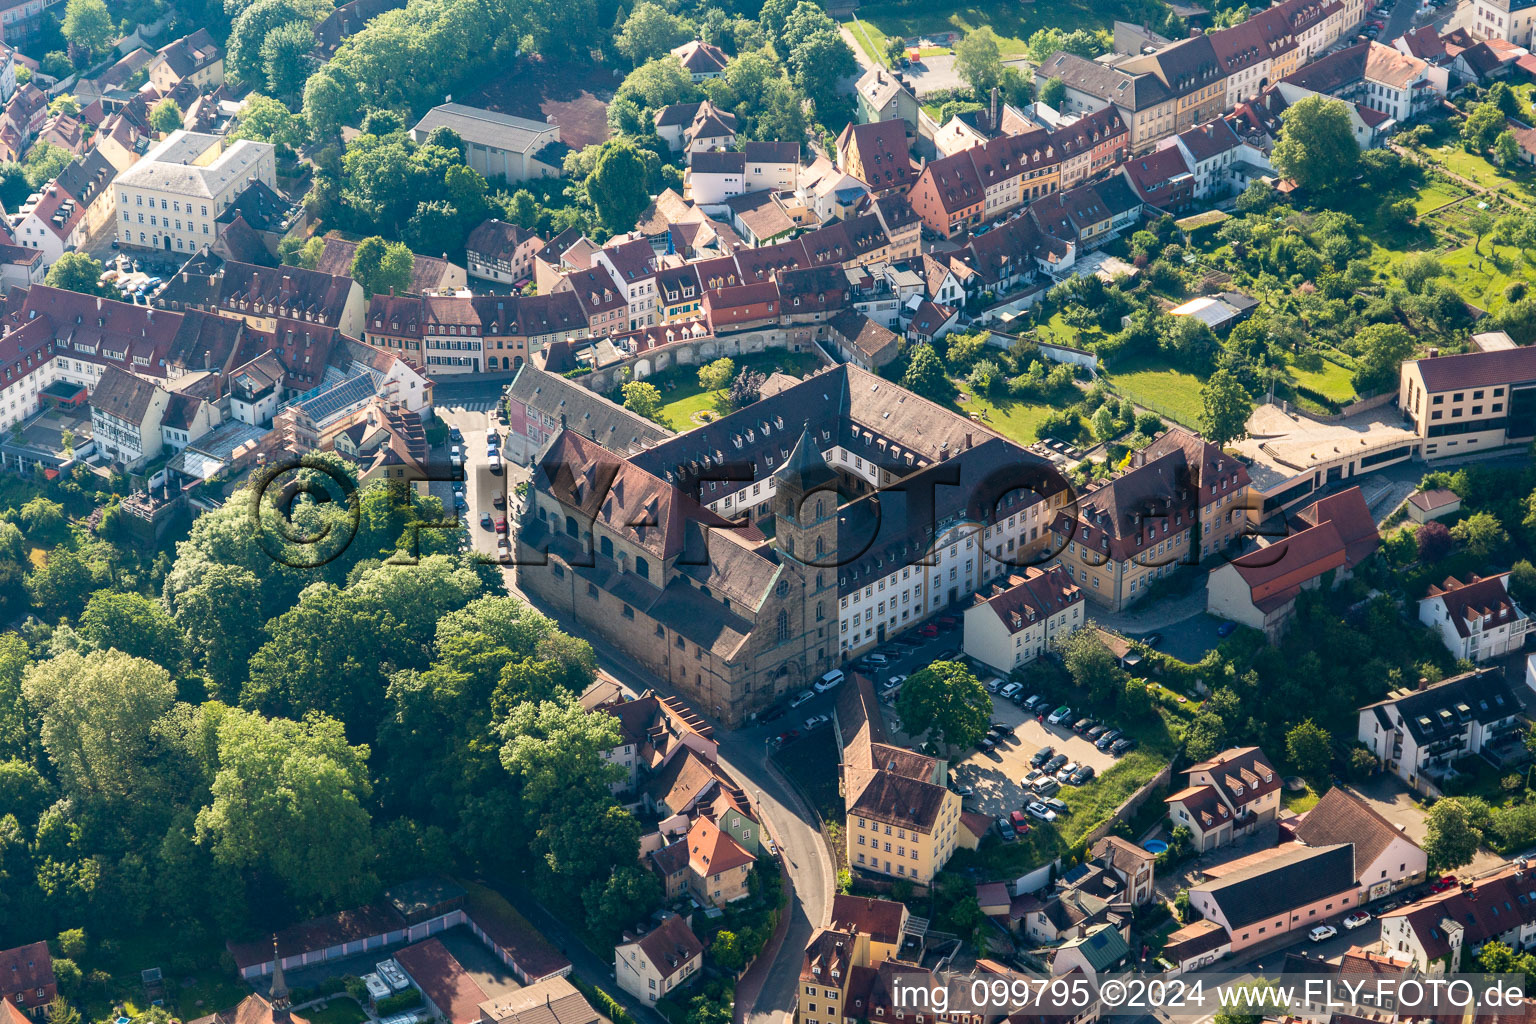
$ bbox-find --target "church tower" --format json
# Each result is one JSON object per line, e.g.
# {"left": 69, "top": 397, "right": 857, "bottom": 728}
{"left": 772, "top": 423, "right": 839, "bottom": 568}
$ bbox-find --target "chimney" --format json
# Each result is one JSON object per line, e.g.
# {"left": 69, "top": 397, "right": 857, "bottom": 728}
{"left": 1418, "top": 677, "right": 1430, "bottom": 691}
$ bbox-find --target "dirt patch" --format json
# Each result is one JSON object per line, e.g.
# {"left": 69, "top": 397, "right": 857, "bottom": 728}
{"left": 464, "top": 55, "right": 617, "bottom": 151}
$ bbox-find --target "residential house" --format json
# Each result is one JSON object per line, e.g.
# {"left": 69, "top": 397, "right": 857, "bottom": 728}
{"left": 1053, "top": 924, "right": 1131, "bottom": 981}
{"left": 551, "top": 265, "right": 628, "bottom": 336}
{"left": 1090, "top": 835, "right": 1157, "bottom": 906}
{"left": 614, "top": 915, "right": 703, "bottom": 1003}
{"left": 90, "top": 365, "right": 171, "bottom": 470}
{"left": 1165, "top": 746, "right": 1282, "bottom": 851}
{"left": 1289, "top": 786, "right": 1427, "bottom": 900}
{"left": 855, "top": 67, "right": 919, "bottom": 127}
{"left": 1159, "top": 919, "right": 1232, "bottom": 974}
{"left": 1471, "top": 0, "right": 1536, "bottom": 49}
{"left": 672, "top": 39, "right": 729, "bottom": 81}
{"left": 1206, "top": 485, "right": 1380, "bottom": 639}
{"left": 0, "top": 242, "right": 41, "bottom": 291}
{"left": 1378, "top": 864, "right": 1536, "bottom": 973}
{"left": 410, "top": 103, "right": 564, "bottom": 182}
{"left": 826, "top": 310, "right": 899, "bottom": 370}
{"left": 113, "top": 131, "right": 276, "bottom": 255}
{"left": 1052, "top": 105, "right": 1131, "bottom": 188}
{"left": 0, "top": 0, "right": 45, "bottom": 45}
{"left": 1052, "top": 427, "right": 1250, "bottom": 611}
{"left": 684, "top": 814, "right": 754, "bottom": 906}
{"left": 505, "top": 363, "right": 670, "bottom": 464}
{"left": 464, "top": 219, "right": 544, "bottom": 286}
{"left": 1162, "top": 117, "right": 1261, "bottom": 198}
{"left": 962, "top": 565, "right": 1084, "bottom": 673}
{"left": 227, "top": 351, "right": 285, "bottom": 426}
{"left": 148, "top": 28, "right": 224, "bottom": 93}
{"left": 1357, "top": 667, "right": 1525, "bottom": 794}
{"left": 156, "top": 252, "right": 365, "bottom": 339}
{"left": 835, "top": 120, "right": 916, "bottom": 195}
{"left": 591, "top": 236, "right": 662, "bottom": 331}
{"left": 1419, "top": 573, "right": 1530, "bottom": 663}
{"left": 0, "top": 943, "right": 53, "bottom": 1019}
{"left": 686, "top": 150, "right": 747, "bottom": 207}
{"left": 1121, "top": 146, "right": 1196, "bottom": 212}
{"left": 907, "top": 149, "right": 986, "bottom": 238}
{"left": 312, "top": 0, "right": 406, "bottom": 54}
{"left": 1187, "top": 844, "right": 1358, "bottom": 952}
{"left": 1399, "top": 344, "right": 1536, "bottom": 458}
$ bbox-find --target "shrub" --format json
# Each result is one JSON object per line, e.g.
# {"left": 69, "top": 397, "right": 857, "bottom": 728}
{"left": 375, "top": 991, "right": 423, "bottom": 1015}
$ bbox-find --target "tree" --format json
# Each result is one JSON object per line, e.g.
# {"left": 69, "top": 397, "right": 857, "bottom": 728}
{"left": 954, "top": 26, "right": 1004, "bottom": 97}
{"left": 350, "top": 236, "right": 414, "bottom": 297}
{"left": 1351, "top": 322, "right": 1415, "bottom": 395}
{"left": 27, "top": 547, "right": 98, "bottom": 619}
{"left": 622, "top": 380, "right": 664, "bottom": 422}
{"left": 1462, "top": 102, "right": 1505, "bottom": 154}
{"left": 1416, "top": 520, "right": 1453, "bottom": 563}
{"left": 49, "top": 94, "right": 81, "bottom": 118}
{"left": 1056, "top": 629, "right": 1125, "bottom": 707}
{"left": 1451, "top": 511, "right": 1508, "bottom": 558}
{"left": 44, "top": 252, "right": 109, "bottom": 297}
{"left": 727, "top": 367, "right": 767, "bottom": 411}
{"left": 901, "top": 343, "right": 951, "bottom": 401}
{"left": 0, "top": 160, "right": 29, "bottom": 209}
{"left": 1496, "top": 129, "right": 1521, "bottom": 169}
{"left": 582, "top": 865, "right": 662, "bottom": 939}
{"left": 1271, "top": 95, "right": 1358, "bottom": 191}
{"left": 21, "top": 648, "right": 176, "bottom": 803}
{"left": 698, "top": 357, "right": 735, "bottom": 393}
{"left": 500, "top": 693, "right": 624, "bottom": 809}
{"left": 1198, "top": 369, "right": 1253, "bottom": 449}
{"left": 45, "top": 997, "right": 79, "bottom": 1024}
{"left": 79, "top": 591, "right": 181, "bottom": 667}
{"left": 1423, "top": 797, "right": 1488, "bottom": 870}
{"left": 788, "top": 29, "right": 855, "bottom": 123}
{"left": 61, "top": 0, "right": 113, "bottom": 64}
{"left": 261, "top": 21, "right": 318, "bottom": 99}
{"left": 895, "top": 661, "right": 991, "bottom": 751}
{"left": 195, "top": 708, "right": 376, "bottom": 909}
{"left": 1285, "top": 719, "right": 1332, "bottom": 787}
{"left": 1039, "top": 76, "right": 1065, "bottom": 108}
{"left": 170, "top": 563, "right": 266, "bottom": 697}
{"left": 586, "top": 141, "right": 650, "bottom": 233}
{"left": 1510, "top": 559, "right": 1536, "bottom": 608}
{"left": 24, "top": 142, "right": 72, "bottom": 190}
{"left": 1470, "top": 210, "right": 1495, "bottom": 254}
{"left": 149, "top": 99, "right": 183, "bottom": 134}
{"left": 615, "top": 2, "right": 694, "bottom": 66}
{"left": 230, "top": 94, "right": 308, "bottom": 148}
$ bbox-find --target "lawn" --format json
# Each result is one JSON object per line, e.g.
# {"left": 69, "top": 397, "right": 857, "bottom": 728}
{"left": 1282, "top": 784, "right": 1320, "bottom": 814}
{"left": 306, "top": 1001, "right": 369, "bottom": 1024}
{"left": 1035, "top": 311, "right": 1105, "bottom": 350}
{"left": 1287, "top": 354, "right": 1357, "bottom": 405}
{"left": 1412, "top": 181, "right": 1468, "bottom": 216}
{"left": 949, "top": 380, "right": 1060, "bottom": 445}
{"left": 845, "top": 15, "right": 889, "bottom": 65}
{"left": 638, "top": 351, "right": 821, "bottom": 431}
{"left": 1418, "top": 142, "right": 1536, "bottom": 207}
{"left": 1103, "top": 358, "right": 1208, "bottom": 428}
{"left": 1433, "top": 242, "right": 1534, "bottom": 314}
{"left": 845, "top": 0, "right": 1141, "bottom": 56}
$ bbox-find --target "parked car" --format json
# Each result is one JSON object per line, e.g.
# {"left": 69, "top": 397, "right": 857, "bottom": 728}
{"left": 760, "top": 705, "right": 788, "bottom": 724}
{"left": 480, "top": 512, "right": 493, "bottom": 529}
{"left": 493, "top": 493, "right": 506, "bottom": 509}
{"left": 883, "top": 674, "right": 907, "bottom": 690}
{"left": 979, "top": 737, "right": 997, "bottom": 752}
{"left": 995, "top": 818, "right": 1017, "bottom": 841}
{"left": 1142, "top": 633, "right": 1163, "bottom": 647}
{"left": 1023, "top": 695, "right": 1045, "bottom": 711}
{"left": 1023, "top": 768, "right": 1043, "bottom": 785}
{"left": 1097, "top": 729, "right": 1123, "bottom": 751}
{"left": 1110, "top": 737, "right": 1135, "bottom": 755}
{"left": 937, "top": 616, "right": 958, "bottom": 630}
{"left": 1026, "top": 801, "right": 1057, "bottom": 822}
{"left": 815, "top": 669, "right": 845, "bottom": 693}
{"left": 804, "top": 714, "right": 830, "bottom": 731}
{"left": 487, "top": 429, "right": 500, "bottom": 446}
{"left": 1047, "top": 705, "right": 1073, "bottom": 724}
{"left": 1043, "top": 797, "right": 1069, "bottom": 815}
{"left": 1216, "top": 621, "right": 1237, "bottom": 637}
{"left": 790, "top": 690, "right": 815, "bottom": 708}
{"left": 990, "top": 722, "right": 1015, "bottom": 737}
{"left": 1343, "top": 911, "right": 1372, "bottom": 930}
{"left": 950, "top": 780, "right": 974, "bottom": 796}
{"left": 1008, "top": 810, "right": 1033, "bottom": 833}
{"left": 1309, "top": 925, "right": 1338, "bottom": 943}
{"left": 919, "top": 623, "right": 939, "bottom": 637}
{"left": 1031, "top": 747, "right": 1055, "bottom": 768}
{"left": 1431, "top": 875, "right": 1458, "bottom": 892}
{"left": 863, "top": 653, "right": 890, "bottom": 667}
{"left": 1055, "top": 761, "right": 1081, "bottom": 782}
{"left": 1072, "top": 717, "right": 1094, "bottom": 733}
{"left": 1085, "top": 724, "right": 1108, "bottom": 741}
{"left": 1000, "top": 682, "right": 1023, "bottom": 700}
{"left": 449, "top": 446, "right": 463, "bottom": 467}
{"left": 1070, "top": 765, "right": 1096, "bottom": 785}
{"left": 495, "top": 515, "right": 507, "bottom": 533}
{"left": 448, "top": 425, "right": 463, "bottom": 443}
{"left": 1044, "top": 753, "right": 1068, "bottom": 773}
{"left": 772, "top": 729, "right": 801, "bottom": 749}
{"left": 1032, "top": 777, "right": 1061, "bottom": 797}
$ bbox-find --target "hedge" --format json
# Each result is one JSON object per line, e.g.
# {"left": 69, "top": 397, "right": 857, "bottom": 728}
{"left": 571, "top": 977, "right": 635, "bottom": 1024}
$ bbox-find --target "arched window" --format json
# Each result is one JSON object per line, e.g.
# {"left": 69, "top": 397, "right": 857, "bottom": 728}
{"left": 786, "top": 536, "right": 795, "bottom": 556}
{"left": 777, "top": 609, "right": 789, "bottom": 642}
{"left": 816, "top": 572, "right": 823, "bottom": 589}
{"left": 564, "top": 515, "right": 577, "bottom": 538}
{"left": 635, "top": 556, "right": 650, "bottom": 580}
{"left": 816, "top": 602, "right": 824, "bottom": 621}
{"left": 816, "top": 536, "right": 825, "bottom": 556}
{"left": 599, "top": 536, "right": 613, "bottom": 557}
{"left": 815, "top": 498, "right": 824, "bottom": 519}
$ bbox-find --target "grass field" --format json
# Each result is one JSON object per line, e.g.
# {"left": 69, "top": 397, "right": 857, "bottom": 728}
{"left": 1412, "top": 181, "right": 1468, "bottom": 215}
{"left": 1419, "top": 142, "right": 1536, "bottom": 207}
{"left": 845, "top": 15, "right": 890, "bottom": 64}
{"left": 950, "top": 380, "right": 1059, "bottom": 445}
{"left": 1035, "top": 311, "right": 1105, "bottom": 349}
{"left": 642, "top": 351, "right": 821, "bottom": 431}
{"left": 1431, "top": 243, "right": 1534, "bottom": 314}
{"left": 843, "top": 0, "right": 1136, "bottom": 56}
{"left": 1104, "top": 358, "right": 1207, "bottom": 428}
{"left": 1287, "top": 355, "right": 1357, "bottom": 404}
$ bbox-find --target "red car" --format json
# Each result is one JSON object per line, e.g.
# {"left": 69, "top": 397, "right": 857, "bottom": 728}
{"left": 1431, "top": 875, "right": 1458, "bottom": 893}
{"left": 937, "top": 616, "right": 958, "bottom": 630}
{"left": 1007, "top": 810, "right": 1033, "bottom": 834}
{"left": 919, "top": 623, "right": 939, "bottom": 637}
{"left": 495, "top": 515, "right": 508, "bottom": 533}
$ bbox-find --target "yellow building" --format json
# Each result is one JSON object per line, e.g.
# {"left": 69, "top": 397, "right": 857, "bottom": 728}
{"left": 1399, "top": 346, "right": 1536, "bottom": 460}
{"left": 797, "top": 895, "right": 912, "bottom": 1024}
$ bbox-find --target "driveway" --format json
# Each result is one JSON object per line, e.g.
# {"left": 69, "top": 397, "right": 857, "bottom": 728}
{"left": 1345, "top": 776, "right": 1510, "bottom": 878}
{"left": 901, "top": 54, "right": 1033, "bottom": 98}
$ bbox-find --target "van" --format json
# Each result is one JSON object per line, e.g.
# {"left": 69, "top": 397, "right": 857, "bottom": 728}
{"left": 815, "top": 669, "right": 845, "bottom": 692}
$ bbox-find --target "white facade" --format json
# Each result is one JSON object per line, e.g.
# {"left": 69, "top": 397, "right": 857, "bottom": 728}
{"left": 1472, "top": 0, "right": 1536, "bottom": 47}
{"left": 113, "top": 132, "right": 277, "bottom": 254}
{"left": 963, "top": 573, "right": 1084, "bottom": 673}
{"left": 1418, "top": 581, "right": 1530, "bottom": 663}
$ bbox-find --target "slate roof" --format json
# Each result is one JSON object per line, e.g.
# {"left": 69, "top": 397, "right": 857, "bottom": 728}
{"left": 973, "top": 565, "right": 1082, "bottom": 634}
{"left": 1359, "top": 667, "right": 1520, "bottom": 746}
{"left": 692, "top": 150, "right": 746, "bottom": 175}
{"left": 630, "top": 916, "right": 702, "bottom": 981}
{"left": 1195, "top": 844, "right": 1355, "bottom": 928}
{"left": 91, "top": 365, "right": 160, "bottom": 423}
{"left": 507, "top": 363, "right": 669, "bottom": 453}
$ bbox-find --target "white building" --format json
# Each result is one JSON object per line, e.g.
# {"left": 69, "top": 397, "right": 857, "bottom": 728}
{"left": 1357, "top": 668, "right": 1524, "bottom": 794}
{"left": 410, "top": 103, "right": 563, "bottom": 182}
{"left": 963, "top": 564, "right": 1084, "bottom": 673}
{"left": 1471, "top": 0, "right": 1536, "bottom": 48}
{"left": 614, "top": 916, "right": 702, "bottom": 1004}
{"left": 90, "top": 365, "right": 171, "bottom": 470}
{"left": 1418, "top": 573, "right": 1530, "bottom": 663}
{"left": 113, "top": 131, "right": 276, "bottom": 254}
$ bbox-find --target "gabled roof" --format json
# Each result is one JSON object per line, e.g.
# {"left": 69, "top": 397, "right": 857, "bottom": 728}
{"left": 672, "top": 39, "right": 729, "bottom": 75}
{"left": 686, "top": 814, "right": 755, "bottom": 877}
{"left": 973, "top": 565, "right": 1082, "bottom": 634}
{"left": 829, "top": 895, "right": 906, "bottom": 946}
{"left": 0, "top": 943, "right": 52, "bottom": 1000}
{"left": 466, "top": 219, "right": 543, "bottom": 262}
{"left": 153, "top": 27, "right": 222, "bottom": 79}
{"left": 1407, "top": 487, "right": 1459, "bottom": 513}
{"left": 392, "top": 939, "right": 488, "bottom": 1024}
{"left": 1422, "top": 573, "right": 1525, "bottom": 639}
{"left": 1378, "top": 864, "right": 1536, "bottom": 961}
{"left": 1226, "top": 486, "right": 1379, "bottom": 612}
{"left": 1166, "top": 784, "right": 1231, "bottom": 829}
{"left": 1292, "top": 787, "right": 1422, "bottom": 872}
{"left": 837, "top": 119, "right": 915, "bottom": 191}
{"left": 91, "top": 364, "right": 161, "bottom": 423}
{"left": 1411, "top": 345, "right": 1536, "bottom": 392}
{"left": 627, "top": 915, "right": 702, "bottom": 980}
{"left": 411, "top": 103, "right": 559, "bottom": 155}
{"left": 1361, "top": 667, "right": 1520, "bottom": 746}
{"left": 1194, "top": 844, "right": 1355, "bottom": 928}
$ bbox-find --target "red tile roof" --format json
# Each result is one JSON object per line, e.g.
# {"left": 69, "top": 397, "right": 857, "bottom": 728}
{"left": 1423, "top": 573, "right": 1524, "bottom": 639}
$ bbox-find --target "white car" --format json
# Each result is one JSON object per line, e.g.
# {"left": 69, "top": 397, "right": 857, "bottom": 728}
{"left": 449, "top": 445, "right": 463, "bottom": 466}
{"left": 1047, "top": 706, "right": 1073, "bottom": 725}
{"left": 1026, "top": 801, "right": 1057, "bottom": 822}
{"left": 1308, "top": 925, "right": 1338, "bottom": 943}
{"left": 1055, "top": 761, "right": 1081, "bottom": 782}
{"left": 883, "top": 674, "right": 907, "bottom": 690}
{"left": 863, "top": 653, "right": 889, "bottom": 667}
{"left": 790, "top": 690, "right": 815, "bottom": 708}
{"left": 1343, "top": 911, "right": 1372, "bottom": 930}
{"left": 804, "top": 714, "right": 830, "bottom": 731}
{"left": 999, "top": 682, "right": 1022, "bottom": 699}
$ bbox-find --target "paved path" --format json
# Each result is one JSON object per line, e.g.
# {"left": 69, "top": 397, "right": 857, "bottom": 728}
{"left": 500, "top": 561, "right": 834, "bottom": 1024}
{"left": 840, "top": 23, "right": 879, "bottom": 72}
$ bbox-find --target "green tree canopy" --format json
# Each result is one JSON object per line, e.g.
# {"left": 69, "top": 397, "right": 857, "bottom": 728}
{"left": 350, "top": 236, "right": 415, "bottom": 296}
{"left": 586, "top": 140, "right": 651, "bottom": 234}
{"left": 1271, "top": 95, "right": 1358, "bottom": 191}
{"left": 894, "top": 660, "right": 991, "bottom": 751}
{"left": 615, "top": 1, "right": 694, "bottom": 66}
{"left": 1198, "top": 368, "right": 1253, "bottom": 449}
{"left": 954, "top": 26, "right": 1003, "bottom": 97}
{"left": 622, "top": 380, "right": 664, "bottom": 421}
{"left": 1423, "top": 797, "right": 1489, "bottom": 870}
{"left": 44, "top": 252, "right": 110, "bottom": 297}
{"left": 901, "top": 343, "right": 951, "bottom": 401}
{"left": 78, "top": 591, "right": 181, "bottom": 668}
{"left": 61, "top": 0, "right": 113, "bottom": 64}
{"left": 1350, "top": 322, "right": 1415, "bottom": 395}
{"left": 149, "top": 99, "right": 184, "bottom": 134}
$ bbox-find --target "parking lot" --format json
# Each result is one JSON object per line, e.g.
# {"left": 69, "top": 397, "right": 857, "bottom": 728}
{"left": 946, "top": 693, "right": 1121, "bottom": 818}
